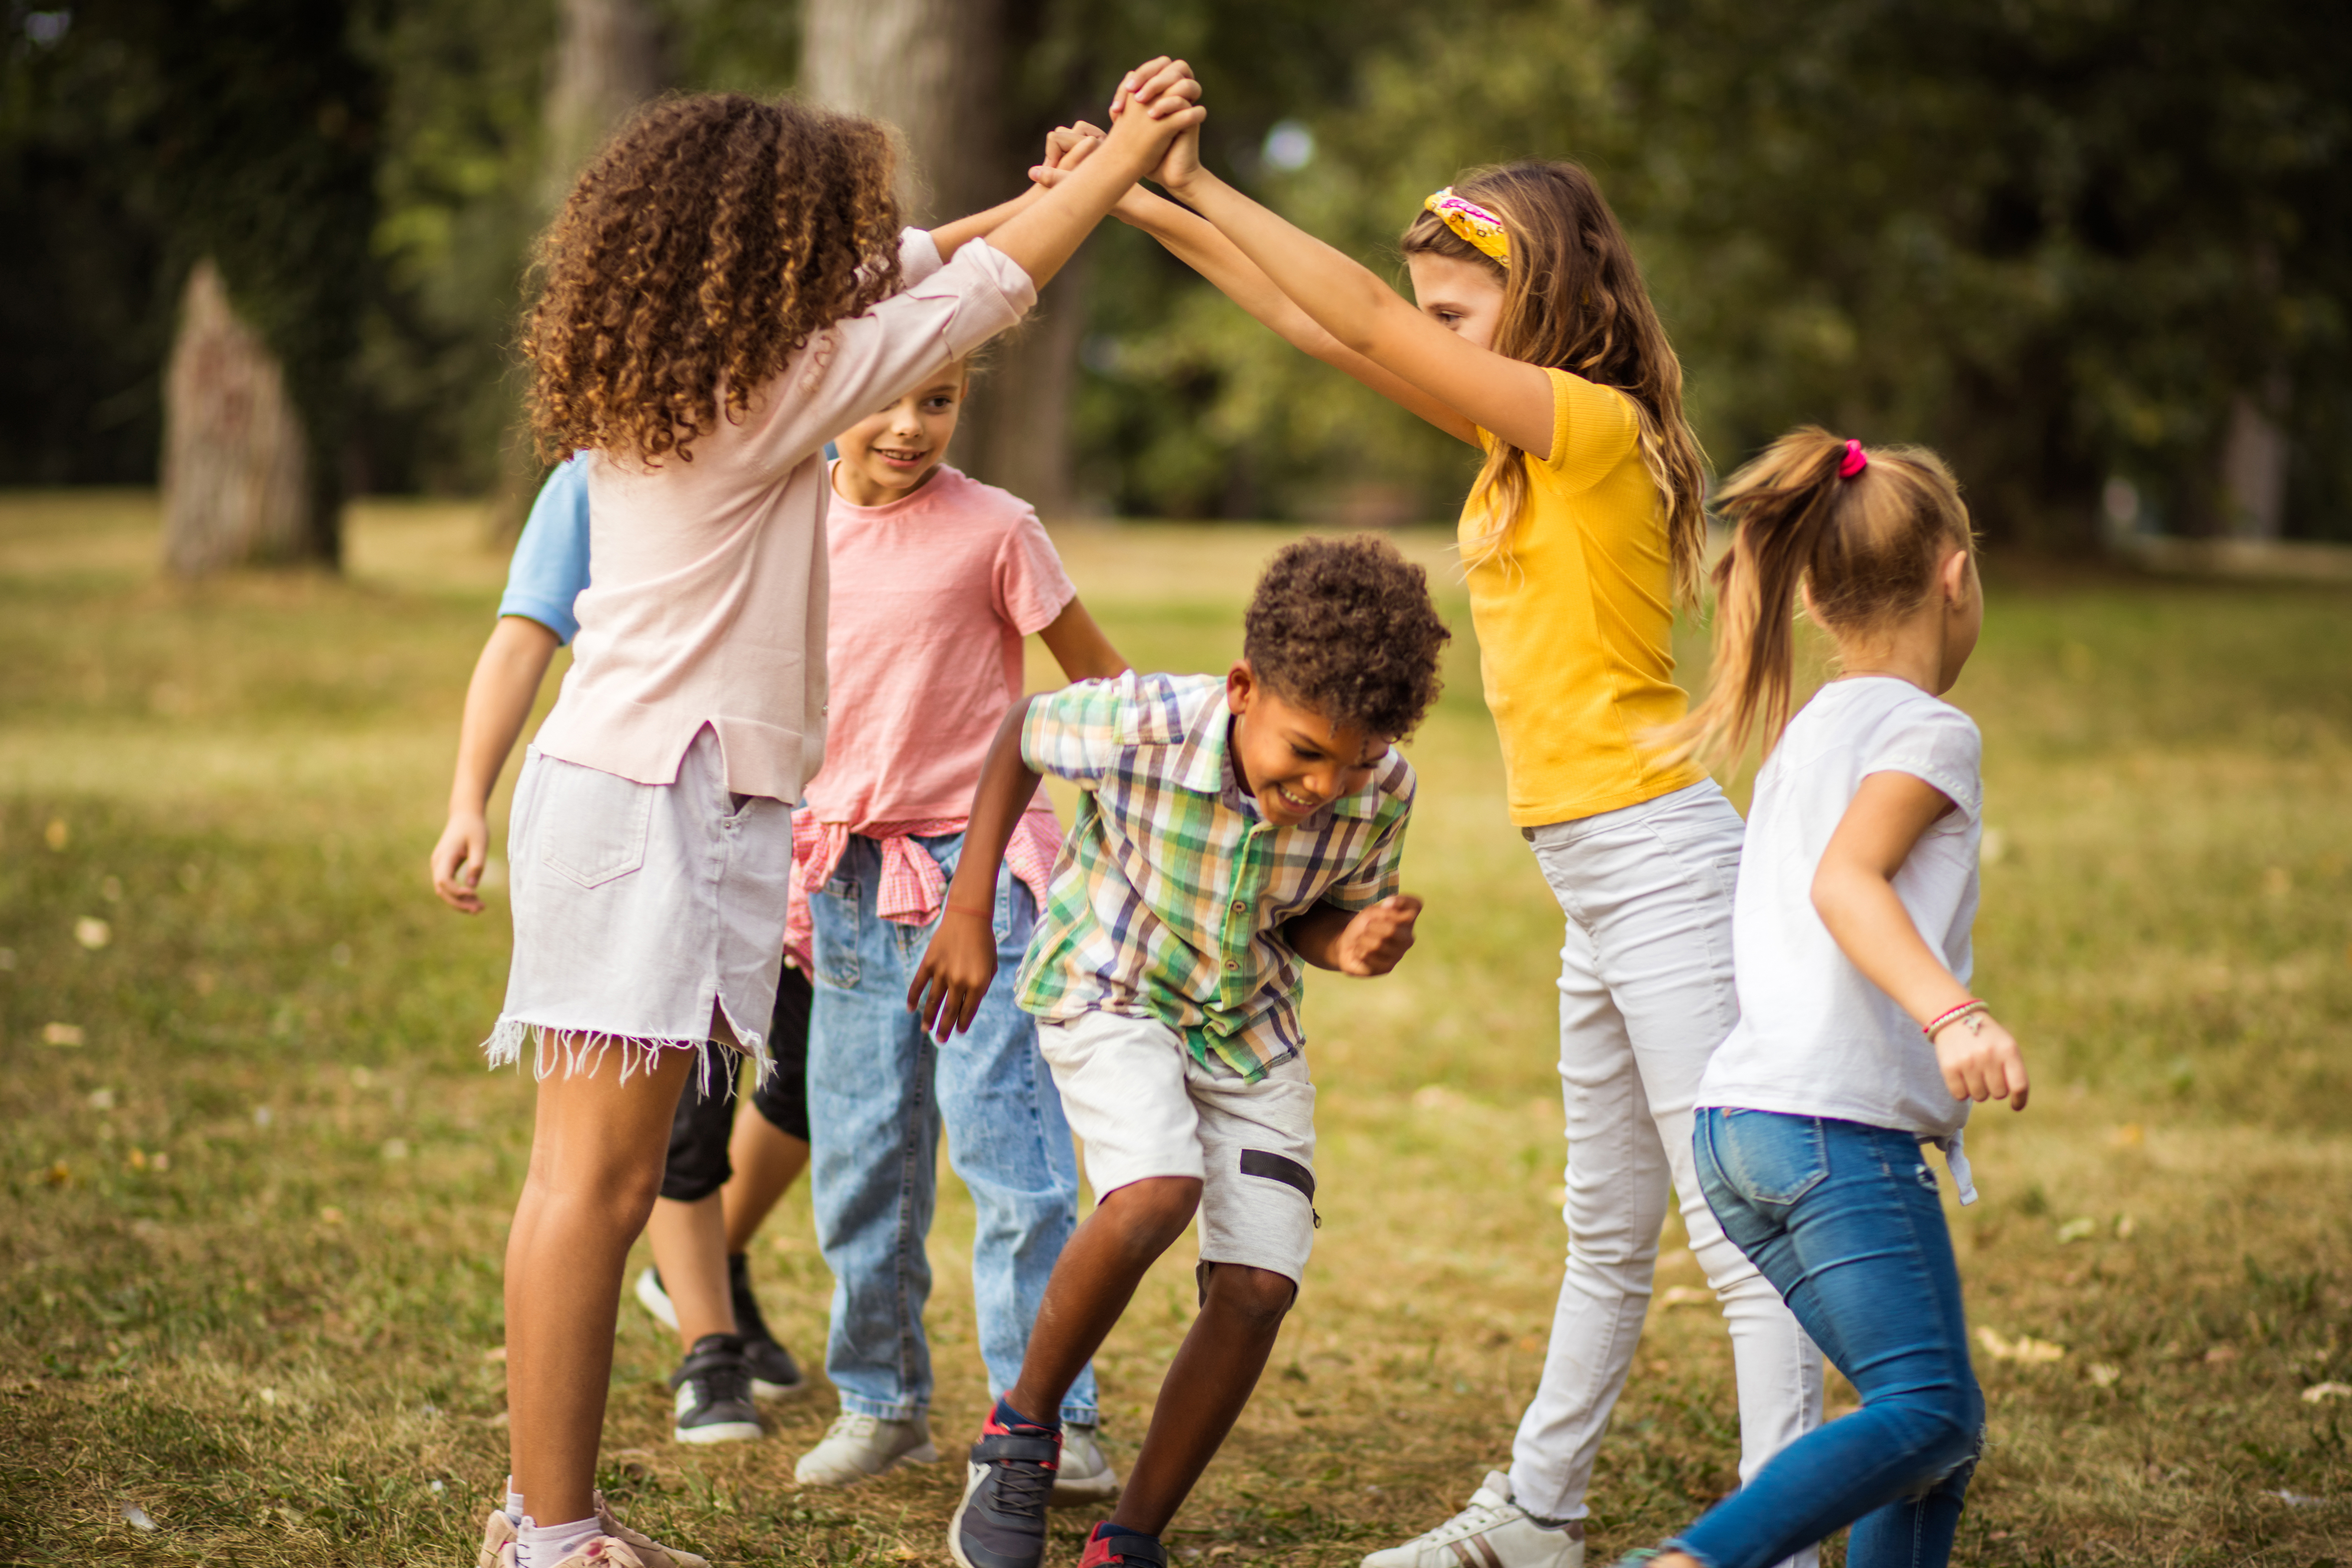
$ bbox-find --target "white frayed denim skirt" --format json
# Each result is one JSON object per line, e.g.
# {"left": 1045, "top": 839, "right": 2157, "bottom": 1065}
{"left": 486, "top": 725, "right": 789, "bottom": 1084}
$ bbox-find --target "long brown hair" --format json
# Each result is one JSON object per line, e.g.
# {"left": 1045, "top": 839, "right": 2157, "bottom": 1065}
{"left": 525, "top": 94, "right": 905, "bottom": 465}
{"left": 1402, "top": 161, "right": 1709, "bottom": 602}
{"left": 1662, "top": 426, "right": 1974, "bottom": 768}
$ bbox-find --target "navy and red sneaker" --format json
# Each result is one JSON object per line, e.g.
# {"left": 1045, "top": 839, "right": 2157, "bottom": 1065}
{"left": 948, "top": 1400, "right": 1061, "bottom": 1568}
{"left": 1077, "top": 1523, "right": 1168, "bottom": 1567}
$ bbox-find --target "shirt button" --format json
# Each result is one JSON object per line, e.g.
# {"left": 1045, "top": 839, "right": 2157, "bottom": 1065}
{"left": 1224, "top": 960, "right": 1239, "bottom": 971}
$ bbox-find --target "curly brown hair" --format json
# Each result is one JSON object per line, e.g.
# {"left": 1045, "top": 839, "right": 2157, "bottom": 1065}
{"left": 525, "top": 94, "right": 905, "bottom": 465}
{"left": 1243, "top": 536, "right": 1452, "bottom": 741}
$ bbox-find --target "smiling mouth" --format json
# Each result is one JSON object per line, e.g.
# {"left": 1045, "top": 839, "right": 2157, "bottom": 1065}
{"left": 1269, "top": 781, "right": 1321, "bottom": 812}
{"left": 873, "top": 446, "right": 929, "bottom": 466}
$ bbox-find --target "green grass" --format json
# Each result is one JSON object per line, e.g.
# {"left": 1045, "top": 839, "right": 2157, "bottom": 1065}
{"left": 1, "top": 493, "right": 2348, "bottom": 1566}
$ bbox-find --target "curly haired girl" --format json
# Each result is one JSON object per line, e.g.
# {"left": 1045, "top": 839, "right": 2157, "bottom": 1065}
{"left": 1031, "top": 121, "right": 1819, "bottom": 1568}
{"left": 482, "top": 69, "right": 1202, "bottom": 1568}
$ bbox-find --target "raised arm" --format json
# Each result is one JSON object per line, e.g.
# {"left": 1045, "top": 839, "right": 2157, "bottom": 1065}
{"left": 907, "top": 698, "right": 1047, "bottom": 1036}
{"left": 1144, "top": 125, "right": 1555, "bottom": 456}
{"left": 431, "top": 616, "right": 561, "bottom": 913}
{"left": 1035, "top": 129, "right": 1473, "bottom": 445}
{"left": 981, "top": 57, "right": 1204, "bottom": 292}
{"left": 1813, "top": 771, "right": 2029, "bottom": 1110}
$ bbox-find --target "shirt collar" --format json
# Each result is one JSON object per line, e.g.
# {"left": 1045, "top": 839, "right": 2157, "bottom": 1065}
{"left": 1170, "top": 680, "right": 1386, "bottom": 824}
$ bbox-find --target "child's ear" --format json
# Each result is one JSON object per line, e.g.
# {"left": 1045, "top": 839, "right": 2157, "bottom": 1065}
{"left": 1940, "top": 548, "right": 1973, "bottom": 604}
{"left": 1226, "top": 659, "right": 1257, "bottom": 714}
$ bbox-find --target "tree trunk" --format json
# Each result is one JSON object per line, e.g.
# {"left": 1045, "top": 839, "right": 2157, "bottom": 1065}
{"left": 495, "top": 0, "right": 669, "bottom": 539}
{"left": 2219, "top": 374, "right": 2290, "bottom": 540}
{"left": 161, "top": 259, "right": 316, "bottom": 575}
{"left": 541, "top": 0, "right": 668, "bottom": 209}
{"left": 802, "top": 0, "right": 1083, "bottom": 518}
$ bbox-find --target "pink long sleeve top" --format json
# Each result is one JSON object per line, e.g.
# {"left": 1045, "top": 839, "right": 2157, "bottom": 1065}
{"left": 529, "top": 231, "right": 1037, "bottom": 803}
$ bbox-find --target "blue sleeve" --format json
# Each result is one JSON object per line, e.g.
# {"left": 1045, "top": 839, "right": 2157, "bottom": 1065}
{"left": 499, "top": 458, "right": 593, "bottom": 644}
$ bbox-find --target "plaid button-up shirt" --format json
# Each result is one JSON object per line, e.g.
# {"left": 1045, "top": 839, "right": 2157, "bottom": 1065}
{"left": 1014, "top": 672, "right": 1416, "bottom": 1081}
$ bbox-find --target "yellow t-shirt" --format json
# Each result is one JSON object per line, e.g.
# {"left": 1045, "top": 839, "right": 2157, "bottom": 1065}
{"left": 1463, "top": 367, "right": 1702, "bottom": 827}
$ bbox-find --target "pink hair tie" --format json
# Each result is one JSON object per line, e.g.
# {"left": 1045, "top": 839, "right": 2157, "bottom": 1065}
{"left": 1838, "top": 439, "right": 1869, "bottom": 479}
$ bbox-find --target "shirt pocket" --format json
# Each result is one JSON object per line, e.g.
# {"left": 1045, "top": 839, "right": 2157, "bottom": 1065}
{"left": 537, "top": 761, "right": 654, "bottom": 889}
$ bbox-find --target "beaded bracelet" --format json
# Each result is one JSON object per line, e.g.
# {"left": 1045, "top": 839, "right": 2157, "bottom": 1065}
{"left": 1923, "top": 999, "right": 1988, "bottom": 1041}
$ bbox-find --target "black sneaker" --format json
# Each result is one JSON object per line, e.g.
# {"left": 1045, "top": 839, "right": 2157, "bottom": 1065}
{"left": 948, "top": 1403, "right": 1060, "bottom": 1568}
{"left": 668, "top": 1333, "right": 762, "bottom": 1445}
{"left": 727, "top": 1252, "right": 806, "bottom": 1398}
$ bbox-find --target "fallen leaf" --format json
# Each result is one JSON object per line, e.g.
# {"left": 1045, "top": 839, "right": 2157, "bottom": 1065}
{"left": 2056, "top": 1217, "right": 2098, "bottom": 1244}
{"left": 41, "top": 1022, "right": 84, "bottom": 1047}
{"left": 120, "top": 1503, "right": 156, "bottom": 1532}
{"left": 2204, "top": 1345, "right": 2239, "bottom": 1365}
{"left": 2088, "top": 1363, "right": 2121, "bottom": 1388}
{"left": 1977, "top": 1326, "right": 2066, "bottom": 1364}
{"left": 2302, "top": 1381, "right": 2352, "bottom": 1404}
{"left": 74, "top": 917, "right": 112, "bottom": 951}
{"left": 39, "top": 1161, "right": 69, "bottom": 1186}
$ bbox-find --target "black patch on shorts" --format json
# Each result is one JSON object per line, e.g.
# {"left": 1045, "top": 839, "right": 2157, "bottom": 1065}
{"left": 1239, "top": 1148, "right": 1316, "bottom": 1201}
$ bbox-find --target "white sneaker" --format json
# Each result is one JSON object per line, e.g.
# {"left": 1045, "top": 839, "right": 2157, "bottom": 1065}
{"left": 1361, "top": 1472, "right": 1585, "bottom": 1568}
{"left": 1051, "top": 1422, "right": 1121, "bottom": 1506}
{"left": 792, "top": 1410, "right": 941, "bottom": 1487}
{"left": 635, "top": 1266, "right": 679, "bottom": 1332}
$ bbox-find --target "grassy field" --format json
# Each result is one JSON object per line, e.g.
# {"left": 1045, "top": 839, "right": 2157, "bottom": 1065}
{"left": 1, "top": 491, "right": 2348, "bottom": 1568}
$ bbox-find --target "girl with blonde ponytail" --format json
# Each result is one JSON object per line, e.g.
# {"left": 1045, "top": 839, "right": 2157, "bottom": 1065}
{"left": 1635, "top": 428, "right": 2027, "bottom": 1568}
{"left": 1025, "top": 109, "right": 1817, "bottom": 1568}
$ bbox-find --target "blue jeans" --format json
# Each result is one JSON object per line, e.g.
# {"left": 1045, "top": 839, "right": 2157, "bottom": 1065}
{"left": 807, "top": 833, "right": 1098, "bottom": 1425}
{"left": 1676, "top": 1110, "right": 1983, "bottom": 1568}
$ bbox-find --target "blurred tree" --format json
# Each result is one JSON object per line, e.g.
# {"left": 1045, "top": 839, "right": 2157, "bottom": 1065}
{"left": 141, "top": 0, "right": 382, "bottom": 570}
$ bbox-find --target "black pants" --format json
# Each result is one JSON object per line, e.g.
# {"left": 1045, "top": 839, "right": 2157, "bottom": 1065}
{"left": 659, "top": 965, "right": 813, "bottom": 1203}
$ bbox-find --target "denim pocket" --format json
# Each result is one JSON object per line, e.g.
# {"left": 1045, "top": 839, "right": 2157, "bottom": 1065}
{"left": 814, "top": 877, "right": 862, "bottom": 989}
{"left": 1716, "top": 1109, "right": 1830, "bottom": 1205}
{"left": 538, "top": 761, "right": 654, "bottom": 889}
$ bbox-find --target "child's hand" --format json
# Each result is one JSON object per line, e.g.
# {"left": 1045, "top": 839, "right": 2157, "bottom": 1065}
{"left": 1105, "top": 57, "right": 1204, "bottom": 162}
{"left": 1034, "top": 121, "right": 1171, "bottom": 223}
{"left": 1933, "top": 1011, "right": 2031, "bottom": 1111}
{"left": 1332, "top": 894, "right": 1421, "bottom": 977}
{"left": 430, "top": 811, "right": 490, "bottom": 915}
{"left": 908, "top": 911, "right": 1000, "bottom": 1038}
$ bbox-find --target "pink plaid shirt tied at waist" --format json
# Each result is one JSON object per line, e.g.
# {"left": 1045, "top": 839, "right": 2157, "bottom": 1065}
{"left": 785, "top": 807, "right": 1065, "bottom": 971}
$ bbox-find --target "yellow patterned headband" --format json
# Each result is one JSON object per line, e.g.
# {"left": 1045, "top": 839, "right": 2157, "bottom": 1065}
{"left": 1424, "top": 187, "right": 1509, "bottom": 266}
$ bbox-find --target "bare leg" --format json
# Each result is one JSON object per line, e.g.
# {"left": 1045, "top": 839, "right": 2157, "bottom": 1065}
{"left": 645, "top": 1191, "right": 734, "bottom": 1346}
{"left": 1005, "top": 1176, "right": 1200, "bottom": 1423}
{"left": 506, "top": 1042, "right": 696, "bottom": 1527}
{"left": 1111, "top": 1263, "right": 1292, "bottom": 1535}
{"left": 721, "top": 1112, "right": 809, "bottom": 1255}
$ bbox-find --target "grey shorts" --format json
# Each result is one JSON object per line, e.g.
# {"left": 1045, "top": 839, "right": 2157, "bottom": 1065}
{"left": 1037, "top": 1010, "right": 1318, "bottom": 1285}
{"left": 489, "top": 725, "right": 790, "bottom": 1082}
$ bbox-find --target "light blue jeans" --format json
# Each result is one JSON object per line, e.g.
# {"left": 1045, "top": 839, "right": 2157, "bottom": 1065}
{"left": 1675, "top": 1109, "right": 1984, "bottom": 1568}
{"left": 807, "top": 832, "right": 1098, "bottom": 1425}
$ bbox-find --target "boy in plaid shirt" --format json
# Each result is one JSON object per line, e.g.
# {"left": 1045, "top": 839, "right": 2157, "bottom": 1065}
{"left": 910, "top": 537, "right": 1453, "bottom": 1568}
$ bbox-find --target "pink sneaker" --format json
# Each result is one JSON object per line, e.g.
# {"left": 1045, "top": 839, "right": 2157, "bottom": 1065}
{"left": 478, "top": 1497, "right": 707, "bottom": 1568}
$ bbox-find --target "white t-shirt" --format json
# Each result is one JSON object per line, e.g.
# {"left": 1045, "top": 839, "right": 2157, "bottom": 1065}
{"left": 1699, "top": 677, "right": 1984, "bottom": 1143}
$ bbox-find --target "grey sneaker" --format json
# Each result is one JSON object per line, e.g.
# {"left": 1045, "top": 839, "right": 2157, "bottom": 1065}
{"left": 668, "top": 1334, "right": 762, "bottom": 1445}
{"left": 793, "top": 1409, "right": 940, "bottom": 1487}
{"left": 1052, "top": 1422, "right": 1120, "bottom": 1507}
{"left": 1361, "top": 1472, "right": 1585, "bottom": 1568}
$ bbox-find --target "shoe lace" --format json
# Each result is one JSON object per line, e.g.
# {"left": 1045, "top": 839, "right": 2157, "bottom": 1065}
{"left": 1420, "top": 1499, "right": 1512, "bottom": 1545}
{"left": 823, "top": 1411, "right": 881, "bottom": 1442}
{"left": 982, "top": 1442, "right": 1056, "bottom": 1514}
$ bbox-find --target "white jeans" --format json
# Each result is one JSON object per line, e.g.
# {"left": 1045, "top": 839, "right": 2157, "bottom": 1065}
{"left": 1509, "top": 779, "right": 1822, "bottom": 1561}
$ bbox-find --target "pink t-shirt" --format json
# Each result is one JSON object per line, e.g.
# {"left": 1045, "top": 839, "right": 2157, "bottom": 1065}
{"left": 801, "top": 463, "right": 1076, "bottom": 825}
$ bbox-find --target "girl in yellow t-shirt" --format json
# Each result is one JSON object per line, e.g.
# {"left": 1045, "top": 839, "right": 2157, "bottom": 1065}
{"left": 1033, "top": 118, "right": 1824, "bottom": 1568}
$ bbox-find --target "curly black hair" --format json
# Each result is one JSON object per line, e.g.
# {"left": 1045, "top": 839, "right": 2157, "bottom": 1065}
{"left": 1243, "top": 535, "right": 1452, "bottom": 741}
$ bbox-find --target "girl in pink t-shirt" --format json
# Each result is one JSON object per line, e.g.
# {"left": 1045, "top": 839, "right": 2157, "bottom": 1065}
{"left": 485, "top": 73, "right": 1203, "bottom": 1568}
{"left": 781, "top": 360, "right": 1131, "bottom": 1493}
